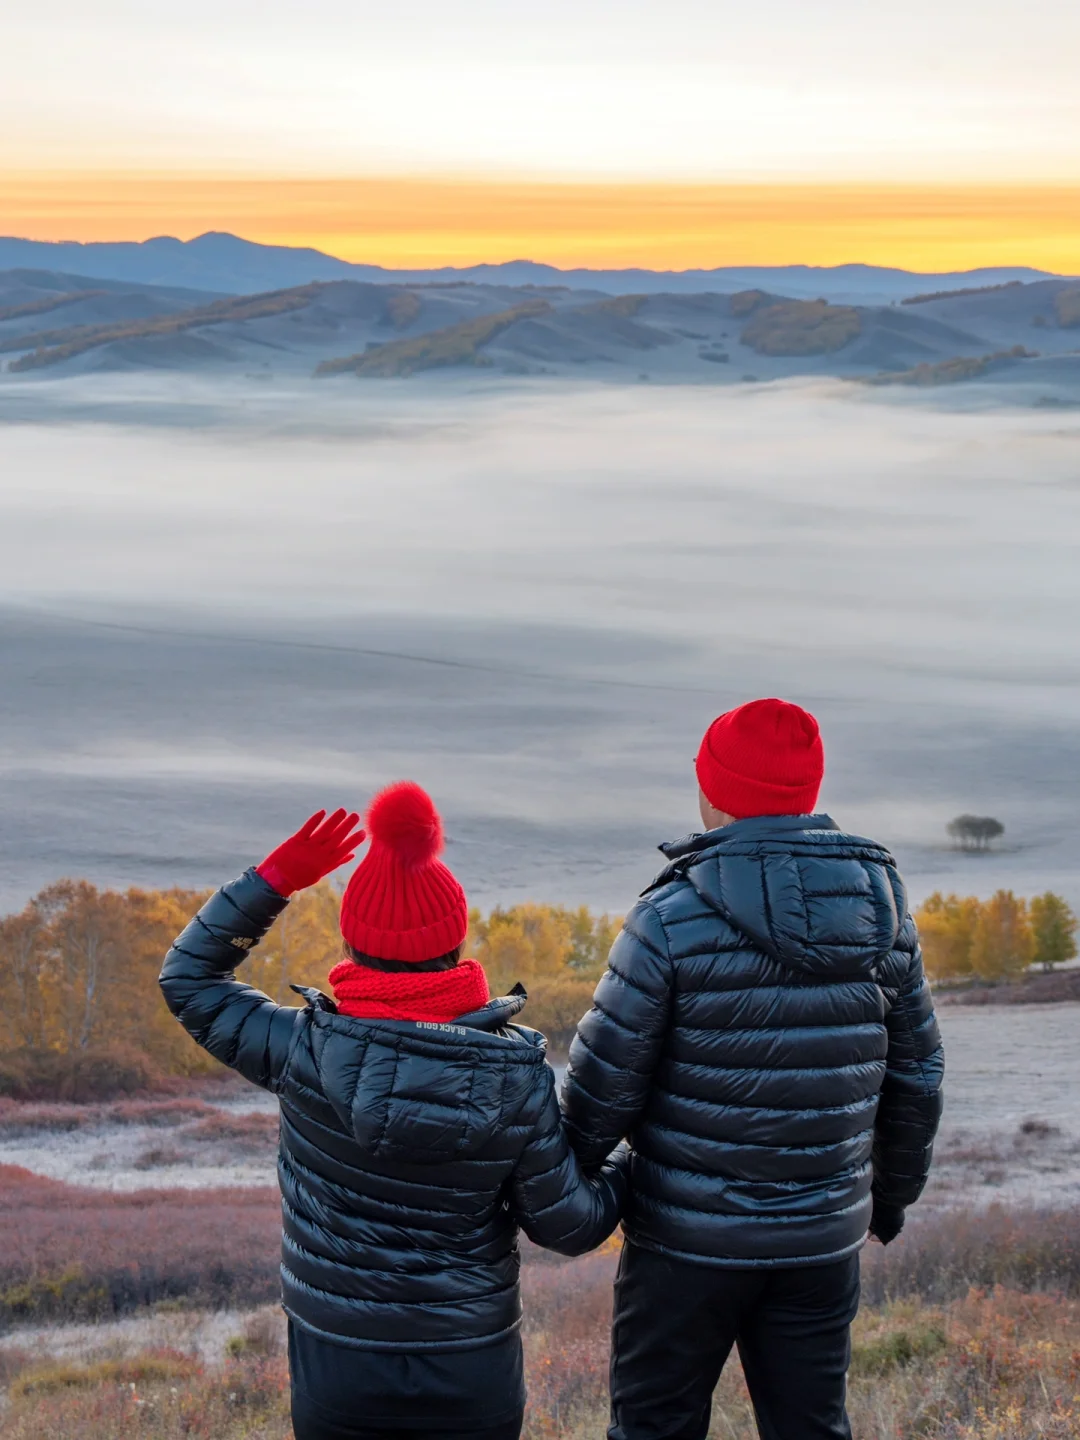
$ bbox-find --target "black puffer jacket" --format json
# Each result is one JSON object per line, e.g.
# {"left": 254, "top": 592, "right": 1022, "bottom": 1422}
{"left": 160, "top": 869, "right": 625, "bottom": 1350}
{"left": 561, "top": 814, "right": 943, "bottom": 1268}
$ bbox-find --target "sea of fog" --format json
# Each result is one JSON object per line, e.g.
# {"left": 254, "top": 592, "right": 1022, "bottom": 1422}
{"left": 1, "top": 374, "right": 1079, "bottom": 915}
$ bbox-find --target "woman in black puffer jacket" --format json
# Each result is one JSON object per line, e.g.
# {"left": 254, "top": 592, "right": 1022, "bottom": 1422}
{"left": 160, "top": 784, "right": 625, "bottom": 1440}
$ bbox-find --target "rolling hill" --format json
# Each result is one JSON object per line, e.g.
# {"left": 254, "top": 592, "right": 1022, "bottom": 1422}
{"left": 2, "top": 264, "right": 1079, "bottom": 395}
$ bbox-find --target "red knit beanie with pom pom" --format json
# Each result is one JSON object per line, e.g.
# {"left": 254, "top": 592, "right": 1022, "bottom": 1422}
{"left": 338, "top": 782, "right": 469, "bottom": 963}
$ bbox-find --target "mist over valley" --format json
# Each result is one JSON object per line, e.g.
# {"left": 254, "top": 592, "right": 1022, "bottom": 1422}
{"left": 1, "top": 377, "right": 1077, "bottom": 915}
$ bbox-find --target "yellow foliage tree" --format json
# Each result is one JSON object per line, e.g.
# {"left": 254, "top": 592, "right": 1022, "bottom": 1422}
{"left": 566, "top": 906, "right": 621, "bottom": 977}
{"left": 247, "top": 880, "right": 344, "bottom": 1003}
{"left": 0, "top": 878, "right": 216, "bottom": 1081}
{"left": 120, "top": 886, "right": 217, "bottom": 1075}
{"left": 0, "top": 901, "right": 50, "bottom": 1049}
{"left": 0, "top": 879, "right": 626, "bottom": 1073}
{"left": 468, "top": 903, "right": 620, "bottom": 1047}
{"left": 471, "top": 904, "right": 577, "bottom": 990}
{"left": 914, "top": 892, "right": 981, "bottom": 979}
{"left": 34, "top": 880, "right": 131, "bottom": 1052}
{"left": 1029, "top": 892, "right": 1079, "bottom": 972}
{"left": 969, "top": 890, "right": 1035, "bottom": 981}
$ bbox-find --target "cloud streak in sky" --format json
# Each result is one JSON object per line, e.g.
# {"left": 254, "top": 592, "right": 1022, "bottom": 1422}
{"left": 4, "top": 176, "right": 1080, "bottom": 272}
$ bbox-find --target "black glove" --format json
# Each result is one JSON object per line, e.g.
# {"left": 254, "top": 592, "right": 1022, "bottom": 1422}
{"left": 869, "top": 1199, "right": 905, "bottom": 1245}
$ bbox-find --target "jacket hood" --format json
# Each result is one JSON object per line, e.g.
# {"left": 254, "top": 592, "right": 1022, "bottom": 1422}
{"left": 303, "top": 990, "right": 548, "bottom": 1164}
{"left": 652, "top": 814, "right": 906, "bottom": 978}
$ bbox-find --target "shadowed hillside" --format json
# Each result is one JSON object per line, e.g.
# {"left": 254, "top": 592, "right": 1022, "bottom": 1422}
{"left": 4, "top": 284, "right": 328, "bottom": 372}
{"left": 315, "top": 299, "right": 553, "bottom": 377}
{"left": 735, "top": 294, "right": 862, "bottom": 355}
{"left": 0, "top": 285, "right": 108, "bottom": 324}
{"left": 865, "top": 345, "right": 1038, "bottom": 387}
{"left": 1056, "top": 286, "right": 1080, "bottom": 327}
{"left": 3, "top": 265, "right": 1080, "bottom": 396}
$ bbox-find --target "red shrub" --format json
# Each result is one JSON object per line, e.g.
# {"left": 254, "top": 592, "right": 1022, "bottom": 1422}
{"left": 0, "top": 1097, "right": 220, "bottom": 1138}
{"left": 0, "top": 1046, "right": 173, "bottom": 1102}
{"left": 184, "top": 1111, "right": 279, "bottom": 1153}
{"left": 104, "top": 1099, "right": 223, "bottom": 1127}
{"left": 0, "top": 1166, "right": 281, "bottom": 1324}
{"left": 863, "top": 1204, "right": 1080, "bottom": 1304}
{"left": 521, "top": 1247, "right": 617, "bottom": 1429}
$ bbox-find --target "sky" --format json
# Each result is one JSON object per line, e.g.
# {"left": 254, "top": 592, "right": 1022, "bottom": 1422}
{"left": 3, "top": 0, "right": 1080, "bottom": 269}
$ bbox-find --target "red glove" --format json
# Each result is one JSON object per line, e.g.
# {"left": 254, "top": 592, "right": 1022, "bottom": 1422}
{"left": 257, "top": 809, "right": 365, "bottom": 897}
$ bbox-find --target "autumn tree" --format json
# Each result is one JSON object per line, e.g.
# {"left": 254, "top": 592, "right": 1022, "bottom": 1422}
{"left": 566, "top": 906, "right": 621, "bottom": 977}
{"left": 34, "top": 880, "right": 132, "bottom": 1051}
{"left": 468, "top": 903, "right": 621, "bottom": 1047}
{"left": 1030, "top": 892, "right": 1078, "bottom": 972}
{"left": 0, "top": 876, "right": 617, "bottom": 1073}
{"left": 470, "top": 912, "right": 539, "bottom": 993}
{"left": 914, "top": 892, "right": 981, "bottom": 979}
{"left": 118, "top": 885, "right": 216, "bottom": 1075}
{"left": 0, "top": 900, "right": 50, "bottom": 1049}
{"left": 246, "top": 880, "right": 344, "bottom": 1004}
{"left": 969, "top": 890, "right": 1035, "bottom": 981}
{"left": 472, "top": 904, "right": 575, "bottom": 990}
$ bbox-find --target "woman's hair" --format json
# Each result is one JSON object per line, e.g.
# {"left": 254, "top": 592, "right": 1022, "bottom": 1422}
{"left": 342, "top": 942, "right": 463, "bottom": 974}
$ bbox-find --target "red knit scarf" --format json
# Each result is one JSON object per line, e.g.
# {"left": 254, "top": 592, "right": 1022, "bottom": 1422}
{"left": 326, "top": 957, "right": 491, "bottom": 1022}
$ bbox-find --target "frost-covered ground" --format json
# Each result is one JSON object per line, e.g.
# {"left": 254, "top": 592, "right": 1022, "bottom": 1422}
{"left": 0, "top": 1304, "right": 280, "bottom": 1368}
{"left": 925, "top": 1000, "right": 1080, "bottom": 1211}
{"left": 3, "top": 1003, "right": 1079, "bottom": 1205}
{"left": 0, "top": 1092, "right": 278, "bottom": 1192}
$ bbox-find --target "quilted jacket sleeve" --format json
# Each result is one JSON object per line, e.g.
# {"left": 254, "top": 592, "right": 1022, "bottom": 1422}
{"left": 509, "top": 1064, "right": 628, "bottom": 1256}
{"left": 159, "top": 868, "right": 302, "bottom": 1092}
{"left": 559, "top": 899, "right": 674, "bottom": 1171}
{"left": 872, "top": 920, "right": 944, "bottom": 1217}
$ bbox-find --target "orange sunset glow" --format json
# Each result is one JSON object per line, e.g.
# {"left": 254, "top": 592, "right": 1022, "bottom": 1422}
{"left": 5, "top": 175, "right": 1080, "bottom": 273}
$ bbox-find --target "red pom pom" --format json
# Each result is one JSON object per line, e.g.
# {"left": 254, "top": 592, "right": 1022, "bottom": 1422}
{"left": 365, "top": 782, "right": 444, "bottom": 869}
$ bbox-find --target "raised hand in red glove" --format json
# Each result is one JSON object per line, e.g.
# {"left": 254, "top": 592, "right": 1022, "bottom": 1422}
{"left": 257, "top": 809, "right": 366, "bottom": 898}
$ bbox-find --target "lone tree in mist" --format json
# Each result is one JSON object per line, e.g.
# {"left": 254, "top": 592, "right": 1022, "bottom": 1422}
{"left": 947, "top": 815, "right": 1005, "bottom": 852}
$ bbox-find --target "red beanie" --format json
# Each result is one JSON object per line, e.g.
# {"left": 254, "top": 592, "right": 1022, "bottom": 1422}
{"left": 695, "top": 698, "right": 824, "bottom": 820}
{"left": 339, "top": 782, "right": 469, "bottom": 963}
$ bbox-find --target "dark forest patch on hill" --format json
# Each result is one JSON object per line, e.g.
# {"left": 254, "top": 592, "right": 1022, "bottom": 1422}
{"left": 3, "top": 285, "right": 329, "bottom": 371}
{"left": 0, "top": 289, "right": 107, "bottom": 325}
{"left": 1055, "top": 287, "right": 1080, "bottom": 328}
{"left": 315, "top": 300, "right": 553, "bottom": 377}
{"left": 740, "top": 298, "right": 862, "bottom": 356}
{"left": 903, "top": 281, "right": 1024, "bottom": 306}
{"left": 865, "top": 345, "right": 1037, "bottom": 387}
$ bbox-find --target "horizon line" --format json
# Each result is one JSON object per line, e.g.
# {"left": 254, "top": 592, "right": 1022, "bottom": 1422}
{"left": 2, "top": 229, "right": 1073, "bottom": 281}
{"left": 4, "top": 176, "right": 1080, "bottom": 273}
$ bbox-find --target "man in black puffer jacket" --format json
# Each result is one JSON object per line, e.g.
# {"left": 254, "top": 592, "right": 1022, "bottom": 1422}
{"left": 561, "top": 698, "right": 943, "bottom": 1440}
{"left": 161, "top": 783, "right": 625, "bottom": 1440}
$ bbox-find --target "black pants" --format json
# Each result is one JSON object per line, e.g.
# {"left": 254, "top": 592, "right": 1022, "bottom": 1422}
{"left": 609, "top": 1241, "right": 860, "bottom": 1440}
{"left": 291, "top": 1391, "right": 523, "bottom": 1440}
{"left": 288, "top": 1321, "right": 525, "bottom": 1440}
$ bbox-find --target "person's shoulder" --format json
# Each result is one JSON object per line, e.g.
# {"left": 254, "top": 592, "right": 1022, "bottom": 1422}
{"left": 815, "top": 825, "right": 899, "bottom": 867}
{"left": 639, "top": 870, "right": 690, "bottom": 913}
{"left": 621, "top": 876, "right": 714, "bottom": 965}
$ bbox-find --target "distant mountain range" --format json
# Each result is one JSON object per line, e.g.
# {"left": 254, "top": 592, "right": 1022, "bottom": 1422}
{"left": 0, "top": 231, "right": 1069, "bottom": 305}
{"left": 2, "top": 260, "right": 1079, "bottom": 395}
